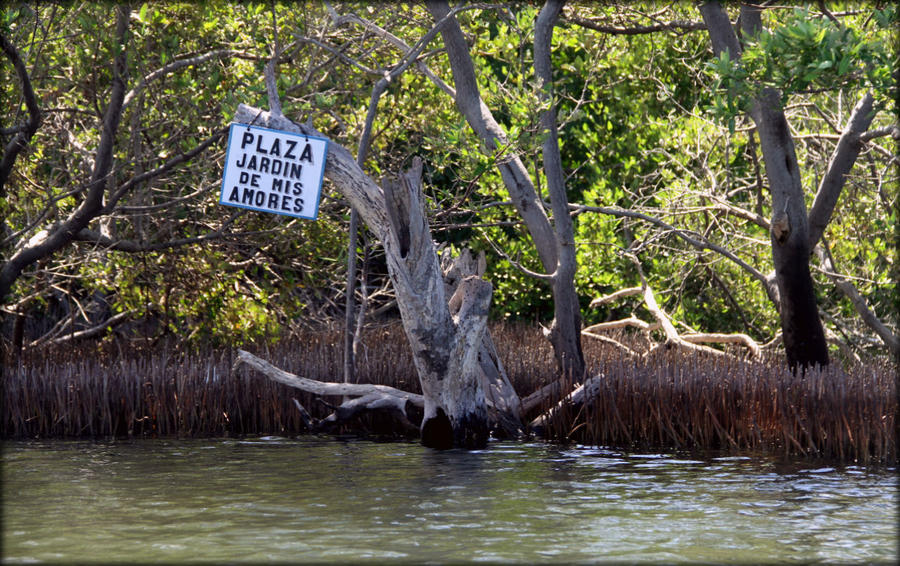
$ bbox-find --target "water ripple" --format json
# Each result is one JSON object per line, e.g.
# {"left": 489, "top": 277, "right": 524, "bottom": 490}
{"left": 2, "top": 438, "right": 897, "bottom": 564}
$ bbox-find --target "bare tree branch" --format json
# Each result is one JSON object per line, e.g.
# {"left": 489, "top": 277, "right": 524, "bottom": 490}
{"left": 571, "top": 202, "right": 775, "bottom": 301}
{"left": 589, "top": 286, "right": 642, "bottom": 307}
{"left": 814, "top": 244, "right": 899, "bottom": 357}
{"left": 121, "top": 49, "right": 263, "bottom": 111}
{"left": 580, "top": 331, "right": 641, "bottom": 357}
{"left": 564, "top": 15, "right": 706, "bottom": 35}
{"left": 807, "top": 92, "right": 877, "bottom": 249}
{"left": 328, "top": 6, "right": 456, "bottom": 97}
{"left": 1, "top": 6, "right": 131, "bottom": 304}
{"left": 0, "top": 31, "right": 42, "bottom": 197}
{"left": 680, "top": 332, "right": 761, "bottom": 358}
{"left": 29, "top": 308, "right": 136, "bottom": 348}
{"left": 586, "top": 260, "right": 762, "bottom": 360}
{"left": 114, "top": 183, "right": 217, "bottom": 214}
{"left": 584, "top": 315, "right": 658, "bottom": 333}
{"left": 72, "top": 210, "right": 242, "bottom": 252}
{"left": 860, "top": 124, "right": 899, "bottom": 142}
{"left": 106, "top": 127, "right": 228, "bottom": 210}
{"left": 480, "top": 229, "right": 555, "bottom": 282}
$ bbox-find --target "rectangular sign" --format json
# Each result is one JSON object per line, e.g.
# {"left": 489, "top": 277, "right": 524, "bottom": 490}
{"left": 220, "top": 123, "right": 328, "bottom": 220}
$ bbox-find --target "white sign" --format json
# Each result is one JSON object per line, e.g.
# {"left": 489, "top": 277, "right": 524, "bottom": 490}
{"left": 220, "top": 123, "right": 328, "bottom": 220}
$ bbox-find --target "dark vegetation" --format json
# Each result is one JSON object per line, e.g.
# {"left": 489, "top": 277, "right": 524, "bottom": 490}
{"left": 3, "top": 322, "right": 895, "bottom": 465}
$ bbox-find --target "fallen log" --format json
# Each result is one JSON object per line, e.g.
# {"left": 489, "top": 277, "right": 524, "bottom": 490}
{"left": 530, "top": 375, "right": 603, "bottom": 434}
{"left": 236, "top": 349, "right": 424, "bottom": 435}
{"left": 234, "top": 349, "right": 424, "bottom": 406}
{"left": 521, "top": 376, "right": 571, "bottom": 414}
{"left": 234, "top": 349, "right": 424, "bottom": 433}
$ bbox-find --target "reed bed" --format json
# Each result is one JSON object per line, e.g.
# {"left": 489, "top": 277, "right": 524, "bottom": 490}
{"left": 1, "top": 324, "right": 419, "bottom": 440}
{"left": 2, "top": 323, "right": 896, "bottom": 465}
{"left": 553, "top": 348, "right": 897, "bottom": 465}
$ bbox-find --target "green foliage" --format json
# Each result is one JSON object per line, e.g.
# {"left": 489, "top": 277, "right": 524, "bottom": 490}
{"left": 708, "top": 6, "right": 897, "bottom": 125}
{"left": 2, "top": 3, "right": 894, "bottom": 358}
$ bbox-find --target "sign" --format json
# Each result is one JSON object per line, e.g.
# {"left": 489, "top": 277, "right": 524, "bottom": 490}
{"left": 220, "top": 123, "right": 328, "bottom": 220}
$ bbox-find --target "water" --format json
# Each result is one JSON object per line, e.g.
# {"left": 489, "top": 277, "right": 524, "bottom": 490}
{"left": 2, "top": 437, "right": 897, "bottom": 564}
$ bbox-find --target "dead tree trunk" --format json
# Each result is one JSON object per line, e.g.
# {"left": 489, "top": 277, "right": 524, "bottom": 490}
{"left": 441, "top": 248, "right": 525, "bottom": 438}
{"left": 381, "top": 164, "right": 491, "bottom": 449}
{"left": 234, "top": 105, "right": 489, "bottom": 448}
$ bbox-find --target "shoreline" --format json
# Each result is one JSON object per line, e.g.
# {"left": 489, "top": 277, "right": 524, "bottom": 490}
{"left": 3, "top": 322, "right": 896, "bottom": 465}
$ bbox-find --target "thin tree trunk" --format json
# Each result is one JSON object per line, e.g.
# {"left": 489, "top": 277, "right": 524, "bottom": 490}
{"left": 751, "top": 88, "right": 829, "bottom": 369}
{"left": 535, "top": 0, "right": 585, "bottom": 381}
{"left": 700, "top": 1, "right": 828, "bottom": 369}
{"left": 426, "top": 0, "right": 585, "bottom": 379}
{"left": 343, "top": 209, "right": 359, "bottom": 387}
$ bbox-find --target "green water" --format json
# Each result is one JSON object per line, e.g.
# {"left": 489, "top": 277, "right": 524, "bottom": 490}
{"left": 2, "top": 437, "right": 897, "bottom": 563}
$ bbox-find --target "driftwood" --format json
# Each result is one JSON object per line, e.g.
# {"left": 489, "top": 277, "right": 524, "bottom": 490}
{"left": 234, "top": 349, "right": 423, "bottom": 405}
{"left": 583, "top": 257, "right": 762, "bottom": 360}
{"left": 234, "top": 349, "right": 422, "bottom": 433}
{"left": 521, "top": 377, "right": 570, "bottom": 414}
{"left": 530, "top": 375, "right": 603, "bottom": 433}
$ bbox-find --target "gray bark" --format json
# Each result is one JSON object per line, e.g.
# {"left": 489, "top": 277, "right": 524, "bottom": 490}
{"left": 700, "top": 1, "right": 828, "bottom": 369}
{"left": 383, "top": 164, "right": 490, "bottom": 448}
{"left": 535, "top": 0, "right": 585, "bottom": 380}
{"left": 234, "top": 349, "right": 422, "bottom": 433}
{"left": 234, "top": 105, "right": 490, "bottom": 447}
{"left": 807, "top": 92, "right": 876, "bottom": 249}
{"left": 441, "top": 248, "right": 525, "bottom": 438}
{"left": 426, "top": 0, "right": 585, "bottom": 380}
{"left": 530, "top": 375, "right": 603, "bottom": 433}
{"left": 424, "top": 1, "right": 557, "bottom": 271}
{"left": 234, "top": 349, "right": 424, "bottom": 405}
